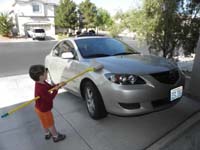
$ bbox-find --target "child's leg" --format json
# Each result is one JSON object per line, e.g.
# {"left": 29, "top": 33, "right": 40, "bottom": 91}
{"left": 49, "top": 125, "right": 66, "bottom": 142}
{"left": 43, "top": 128, "right": 51, "bottom": 140}
{"left": 48, "top": 125, "right": 58, "bottom": 137}
{"left": 43, "top": 128, "right": 49, "bottom": 134}
{"left": 35, "top": 108, "right": 55, "bottom": 136}
{"left": 35, "top": 108, "right": 66, "bottom": 142}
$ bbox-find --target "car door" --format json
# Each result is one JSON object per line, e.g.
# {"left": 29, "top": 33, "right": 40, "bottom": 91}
{"left": 46, "top": 40, "right": 80, "bottom": 92}
{"left": 45, "top": 41, "right": 63, "bottom": 83}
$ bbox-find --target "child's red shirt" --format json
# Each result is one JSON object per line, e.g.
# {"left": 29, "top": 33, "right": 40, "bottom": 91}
{"left": 34, "top": 81, "right": 58, "bottom": 112}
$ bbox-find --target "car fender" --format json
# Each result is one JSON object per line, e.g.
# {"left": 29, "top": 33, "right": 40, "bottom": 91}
{"left": 79, "top": 69, "right": 108, "bottom": 97}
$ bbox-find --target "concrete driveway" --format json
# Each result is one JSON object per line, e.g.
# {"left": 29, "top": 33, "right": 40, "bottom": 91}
{"left": 1, "top": 89, "right": 200, "bottom": 150}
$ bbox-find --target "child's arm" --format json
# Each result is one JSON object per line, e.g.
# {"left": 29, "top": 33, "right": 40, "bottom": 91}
{"left": 51, "top": 82, "right": 66, "bottom": 91}
{"left": 37, "top": 87, "right": 58, "bottom": 102}
{"left": 46, "top": 82, "right": 66, "bottom": 100}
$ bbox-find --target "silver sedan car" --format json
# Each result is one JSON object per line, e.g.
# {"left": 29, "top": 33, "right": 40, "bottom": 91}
{"left": 45, "top": 36, "right": 185, "bottom": 119}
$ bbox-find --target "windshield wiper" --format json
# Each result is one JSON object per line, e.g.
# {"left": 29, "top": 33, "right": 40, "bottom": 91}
{"left": 112, "top": 52, "right": 135, "bottom": 56}
{"left": 85, "top": 53, "right": 110, "bottom": 58}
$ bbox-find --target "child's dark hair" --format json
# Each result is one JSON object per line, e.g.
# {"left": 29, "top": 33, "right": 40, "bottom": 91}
{"left": 29, "top": 65, "right": 47, "bottom": 81}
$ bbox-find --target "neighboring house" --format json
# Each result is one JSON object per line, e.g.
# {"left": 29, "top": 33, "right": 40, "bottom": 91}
{"left": 10, "top": 0, "right": 58, "bottom": 37}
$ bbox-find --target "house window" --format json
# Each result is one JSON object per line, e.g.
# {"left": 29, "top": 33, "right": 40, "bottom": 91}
{"left": 32, "top": 4, "right": 40, "bottom": 12}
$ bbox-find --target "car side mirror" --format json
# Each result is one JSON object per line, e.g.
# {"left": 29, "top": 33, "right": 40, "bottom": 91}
{"left": 54, "top": 49, "right": 59, "bottom": 55}
{"left": 61, "top": 52, "right": 74, "bottom": 59}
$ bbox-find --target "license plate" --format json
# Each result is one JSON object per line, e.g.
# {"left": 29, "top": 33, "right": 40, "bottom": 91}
{"left": 170, "top": 86, "right": 183, "bottom": 101}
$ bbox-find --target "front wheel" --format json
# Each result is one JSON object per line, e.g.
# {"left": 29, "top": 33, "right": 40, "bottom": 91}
{"left": 83, "top": 81, "right": 107, "bottom": 120}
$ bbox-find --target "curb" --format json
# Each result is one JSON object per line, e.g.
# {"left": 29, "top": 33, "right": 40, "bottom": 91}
{"left": 146, "top": 110, "right": 200, "bottom": 150}
{"left": 0, "top": 39, "right": 57, "bottom": 43}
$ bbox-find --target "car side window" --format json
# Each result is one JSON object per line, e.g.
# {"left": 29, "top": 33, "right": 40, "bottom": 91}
{"left": 61, "top": 41, "right": 78, "bottom": 60}
{"left": 52, "top": 42, "right": 62, "bottom": 57}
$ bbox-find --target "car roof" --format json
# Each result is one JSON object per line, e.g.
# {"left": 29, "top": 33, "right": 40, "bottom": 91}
{"left": 64, "top": 35, "right": 111, "bottom": 41}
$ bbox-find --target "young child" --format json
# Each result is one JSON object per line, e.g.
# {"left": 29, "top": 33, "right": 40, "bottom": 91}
{"left": 29, "top": 64, "right": 66, "bottom": 143}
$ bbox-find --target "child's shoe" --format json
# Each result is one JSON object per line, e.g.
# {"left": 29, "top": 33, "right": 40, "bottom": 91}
{"left": 53, "top": 133, "right": 66, "bottom": 143}
{"left": 45, "top": 132, "right": 52, "bottom": 140}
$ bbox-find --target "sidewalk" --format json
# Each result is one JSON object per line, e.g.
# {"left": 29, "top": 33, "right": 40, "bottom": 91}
{"left": 0, "top": 74, "right": 200, "bottom": 150}
{"left": 0, "top": 74, "right": 65, "bottom": 109}
{"left": 0, "top": 35, "right": 57, "bottom": 43}
{"left": 0, "top": 36, "right": 33, "bottom": 43}
{"left": 0, "top": 74, "right": 34, "bottom": 109}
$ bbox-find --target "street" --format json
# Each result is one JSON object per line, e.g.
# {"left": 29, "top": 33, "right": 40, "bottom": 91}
{"left": 0, "top": 41, "right": 57, "bottom": 77}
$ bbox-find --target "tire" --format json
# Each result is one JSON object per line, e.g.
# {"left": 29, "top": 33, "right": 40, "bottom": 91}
{"left": 83, "top": 81, "right": 107, "bottom": 120}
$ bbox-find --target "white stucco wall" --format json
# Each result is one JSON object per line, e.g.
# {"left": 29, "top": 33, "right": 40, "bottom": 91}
{"left": 15, "top": 1, "right": 45, "bottom": 17}
{"left": 13, "top": 0, "right": 56, "bottom": 36}
{"left": 46, "top": 4, "right": 55, "bottom": 16}
{"left": 48, "top": 17, "right": 55, "bottom": 35}
{"left": 17, "top": 16, "right": 55, "bottom": 36}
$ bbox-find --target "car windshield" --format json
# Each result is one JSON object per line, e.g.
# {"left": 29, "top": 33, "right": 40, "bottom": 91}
{"left": 35, "top": 29, "right": 45, "bottom": 33}
{"left": 75, "top": 38, "right": 138, "bottom": 58}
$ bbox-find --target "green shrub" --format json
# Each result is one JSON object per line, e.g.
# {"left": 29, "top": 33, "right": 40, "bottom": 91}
{"left": 0, "top": 13, "right": 13, "bottom": 36}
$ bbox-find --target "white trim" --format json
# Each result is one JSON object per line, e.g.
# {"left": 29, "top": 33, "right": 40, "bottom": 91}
{"left": 24, "top": 22, "right": 51, "bottom": 25}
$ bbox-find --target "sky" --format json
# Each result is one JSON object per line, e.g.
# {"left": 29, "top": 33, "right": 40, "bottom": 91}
{"left": 0, "top": 0, "right": 142, "bottom": 15}
{"left": 74, "top": 0, "right": 142, "bottom": 15}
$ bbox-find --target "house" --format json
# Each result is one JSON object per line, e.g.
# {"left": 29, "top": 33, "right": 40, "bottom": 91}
{"left": 10, "top": 0, "right": 58, "bottom": 37}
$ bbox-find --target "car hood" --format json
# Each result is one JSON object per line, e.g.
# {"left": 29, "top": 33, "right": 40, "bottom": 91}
{"left": 89, "top": 54, "right": 177, "bottom": 75}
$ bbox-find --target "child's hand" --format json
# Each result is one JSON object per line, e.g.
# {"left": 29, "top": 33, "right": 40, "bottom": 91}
{"left": 52, "top": 82, "right": 66, "bottom": 91}
{"left": 59, "top": 82, "right": 66, "bottom": 87}
{"left": 52, "top": 85, "right": 59, "bottom": 91}
{"left": 56, "top": 82, "right": 66, "bottom": 89}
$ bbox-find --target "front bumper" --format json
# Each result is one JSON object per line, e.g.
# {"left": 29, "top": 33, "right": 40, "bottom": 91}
{"left": 98, "top": 73, "right": 185, "bottom": 116}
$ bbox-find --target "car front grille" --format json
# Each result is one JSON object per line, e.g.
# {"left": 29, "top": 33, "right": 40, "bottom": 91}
{"left": 151, "top": 69, "right": 179, "bottom": 84}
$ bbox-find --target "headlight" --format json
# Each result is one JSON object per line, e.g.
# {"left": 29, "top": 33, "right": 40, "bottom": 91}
{"left": 105, "top": 73, "right": 146, "bottom": 85}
